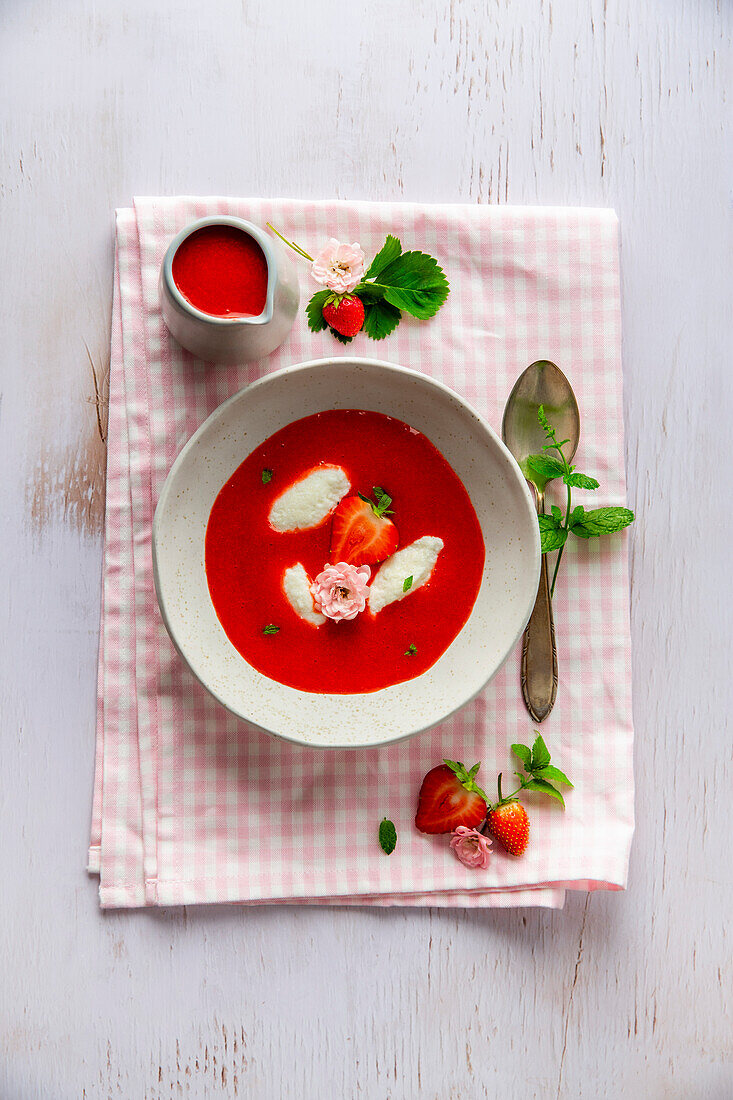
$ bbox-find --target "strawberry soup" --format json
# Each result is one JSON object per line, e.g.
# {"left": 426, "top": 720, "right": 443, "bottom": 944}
{"left": 205, "top": 409, "right": 485, "bottom": 694}
{"left": 171, "top": 224, "right": 268, "bottom": 318}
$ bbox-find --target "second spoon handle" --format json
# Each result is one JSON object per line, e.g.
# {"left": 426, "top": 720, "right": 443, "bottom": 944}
{"left": 520, "top": 541, "right": 558, "bottom": 722}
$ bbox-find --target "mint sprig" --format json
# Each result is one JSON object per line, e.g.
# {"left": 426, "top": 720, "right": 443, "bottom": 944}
{"left": 526, "top": 405, "right": 634, "bottom": 596}
{"left": 488, "top": 733, "right": 573, "bottom": 811}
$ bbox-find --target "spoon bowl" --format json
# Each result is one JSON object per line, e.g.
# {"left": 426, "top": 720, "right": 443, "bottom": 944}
{"left": 502, "top": 360, "right": 580, "bottom": 474}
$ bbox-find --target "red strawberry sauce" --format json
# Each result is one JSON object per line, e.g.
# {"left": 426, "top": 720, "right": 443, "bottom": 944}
{"left": 205, "top": 409, "right": 485, "bottom": 694}
{"left": 171, "top": 225, "right": 268, "bottom": 317}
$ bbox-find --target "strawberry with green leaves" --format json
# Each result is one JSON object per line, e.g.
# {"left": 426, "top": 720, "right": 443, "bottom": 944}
{"left": 266, "top": 225, "right": 449, "bottom": 344}
{"left": 413, "top": 733, "right": 573, "bottom": 857}
{"left": 483, "top": 732, "right": 573, "bottom": 856}
{"left": 414, "top": 759, "right": 488, "bottom": 834}
{"left": 330, "top": 486, "right": 398, "bottom": 567}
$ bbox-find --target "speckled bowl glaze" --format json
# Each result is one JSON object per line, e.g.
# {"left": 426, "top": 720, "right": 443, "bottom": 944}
{"left": 152, "top": 358, "right": 540, "bottom": 750}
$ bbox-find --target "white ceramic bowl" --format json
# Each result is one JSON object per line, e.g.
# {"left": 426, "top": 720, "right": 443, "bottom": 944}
{"left": 152, "top": 357, "right": 540, "bottom": 750}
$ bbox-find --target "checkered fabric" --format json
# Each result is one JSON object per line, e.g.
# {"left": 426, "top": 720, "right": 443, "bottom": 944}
{"left": 89, "top": 198, "right": 633, "bottom": 909}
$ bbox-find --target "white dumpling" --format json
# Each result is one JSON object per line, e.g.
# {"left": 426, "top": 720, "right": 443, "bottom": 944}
{"left": 282, "top": 563, "right": 326, "bottom": 626}
{"left": 268, "top": 465, "right": 350, "bottom": 532}
{"left": 368, "top": 536, "right": 444, "bottom": 614}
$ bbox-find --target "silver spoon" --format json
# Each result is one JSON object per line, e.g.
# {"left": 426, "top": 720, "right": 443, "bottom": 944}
{"left": 502, "top": 361, "right": 581, "bottom": 722}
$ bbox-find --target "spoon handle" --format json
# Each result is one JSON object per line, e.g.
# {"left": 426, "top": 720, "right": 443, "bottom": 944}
{"left": 521, "top": 528, "right": 558, "bottom": 722}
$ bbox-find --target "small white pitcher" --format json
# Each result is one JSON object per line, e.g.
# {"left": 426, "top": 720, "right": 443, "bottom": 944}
{"left": 159, "top": 216, "right": 300, "bottom": 363}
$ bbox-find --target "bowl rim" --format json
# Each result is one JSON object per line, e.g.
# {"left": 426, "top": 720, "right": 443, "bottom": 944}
{"left": 160, "top": 215, "right": 275, "bottom": 327}
{"left": 152, "top": 356, "right": 541, "bottom": 750}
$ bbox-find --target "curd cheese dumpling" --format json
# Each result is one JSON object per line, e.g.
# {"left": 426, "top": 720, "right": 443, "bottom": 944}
{"left": 368, "top": 536, "right": 444, "bottom": 614}
{"left": 282, "top": 564, "right": 326, "bottom": 627}
{"left": 268, "top": 465, "right": 350, "bottom": 532}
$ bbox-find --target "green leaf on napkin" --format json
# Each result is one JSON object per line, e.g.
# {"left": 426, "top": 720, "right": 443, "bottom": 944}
{"left": 362, "top": 298, "right": 401, "bottom": 340}
{"left": 306, "top": 290, "right": 330, "bottom": 333}
{"left": 379, "top": 818, "right": 397, "bottom": 855}
{"left": 370, "top": 250, "right": 449, "bottom": 319}
{"left": 530, "top": 733, "right": 551, "bottom": 770}
{"left": 365, "top": 234, "right": 402, "bottom": 279}
{"left": 523, "top": 778, "right": 566, "bottom": 808}
{"left": 534, "top": 765, "right": 574, "bottom": 788}
{"left": 570, "top": 506, "right": 636, "bottom": 539}
{"left": 563, "top": 471, "right": 600, "bottom": 491}
{"left": 511, "top": 743, "right": 532, "bottom": 769}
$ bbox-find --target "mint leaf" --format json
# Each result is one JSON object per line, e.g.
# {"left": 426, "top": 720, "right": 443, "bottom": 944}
{"left": 370, "top": 251, "right": 449, "bottom": 319}
{"left": 526, "top": 454, "right": 566, "bottom": 483}
{"left": 539, "top": 523, "right": 568, "bottom": 554}
{"left": 564, "top": 472, "right": 600, "bottom": 490}
{"left": 262, "top": 624, "right": 280, "bottom": 635}
{"left": 306, "top": 290, "right": 330, "bottom": 332}
{"left": 372, "top": 486, "right": 393, "bottom": 517}
{"left": 531, "top": 733, "right": 551, "bottom": 769}
{"left": 261, "top": 468, "right": 273, "bottom": 484}
{"left": 365, "top": 235, "right": 402, "bottom": 279}
{"left": 362, "top": 298, "right": 401, "bottom": 340}
{"left": 534, "top": 765, "right": 573, "bottom": 788}
{"left": 524, "top": 778, "right": 565, "bottom": 807}
{"left": 378, "top": 817, "right": 397, "bottom": 855}
{"left": 404, "top": 642, "right": 417, "bottom": 656}
{"left": 511, "top": 743, "right": 532, "bottom": 770}
{"left": 403, "top": 575, "right": 413, "bottom": 593}
{"left": 568, "top": 504, "right": 586, "bottom": 527}
{"left": 571, "top": 507, "right": 635, "bottom": 539}
{"left": 551, "top": 505, "right": 563, "bottom": 522}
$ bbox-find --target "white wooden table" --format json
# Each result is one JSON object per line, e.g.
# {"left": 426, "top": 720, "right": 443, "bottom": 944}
{"left": 2, "top": 2, "right": 731, "bottom": 1096}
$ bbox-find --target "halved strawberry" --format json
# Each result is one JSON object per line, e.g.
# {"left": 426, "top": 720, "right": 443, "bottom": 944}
{"left": 414, "top": 760, "right": 488, "bottom": 834}
{"left": 329, "top": 486, "right": 398, "bottom": 567}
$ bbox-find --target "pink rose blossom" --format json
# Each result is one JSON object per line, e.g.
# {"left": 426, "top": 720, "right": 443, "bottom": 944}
{"left": 311, "top": 562, "right": 371, "bottom": 622}
{"left": 311, "top": 238, "right": 366, "bottom": 294}
{"left": 450, "top": 826, "right": 492, "bottom": 869}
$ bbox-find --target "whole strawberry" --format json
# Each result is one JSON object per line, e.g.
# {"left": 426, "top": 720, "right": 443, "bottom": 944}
{"left": 322, "top": 294, "right": 365, "bottom": 338}
{"left": 415, "top": 759, "right": 488, "bottom": 834}
{"left": 485, "top": 798, "right": 530, "bottom": 857}
{"left": 483, "top": 734, "right": 573, "bottom": 857}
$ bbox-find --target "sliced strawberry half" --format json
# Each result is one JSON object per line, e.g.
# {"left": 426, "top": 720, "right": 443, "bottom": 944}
{"left": 329, "top": 486, "right": 398, "bottom": 567}
{"left": 414, "top": 760, "right": 488, "bottom": 835}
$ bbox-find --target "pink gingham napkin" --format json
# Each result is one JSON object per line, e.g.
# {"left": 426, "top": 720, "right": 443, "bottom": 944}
{"left": 88, "top": 198, "right": 634, "bottom": 909}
